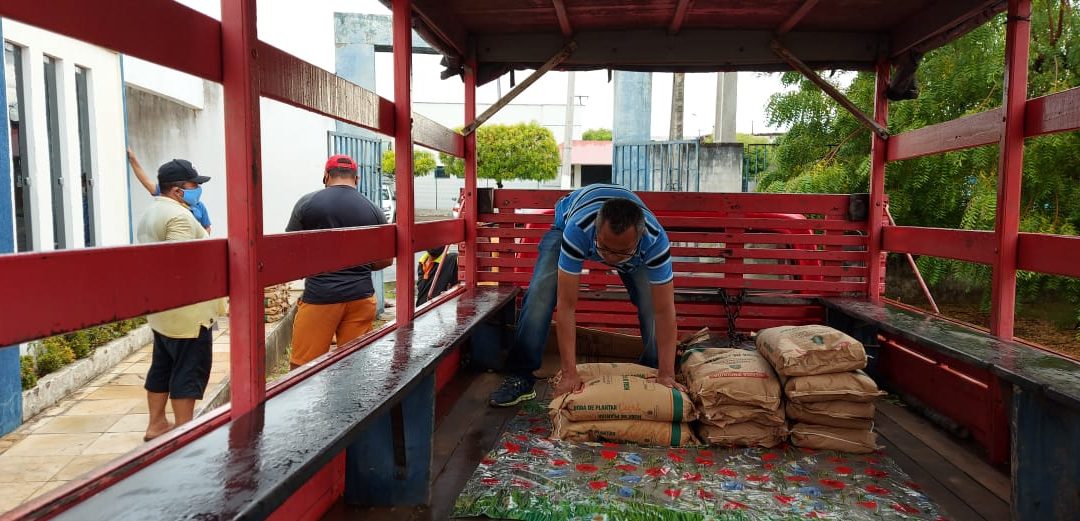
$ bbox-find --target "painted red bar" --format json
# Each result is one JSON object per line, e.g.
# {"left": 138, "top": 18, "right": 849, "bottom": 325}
{"left": 493, "top": 190, "right": 851, "bottom": 216}
{"left": 393, "top": 0, "right": 416, "bottom": 322}
{"left": 479, "top": 257, "right": 864, "bottom": 277}
{"left": 886, "top": 108, "right": 1002, "bottom": 162}
{"left": 574, "top": 300, "right": 823, "bottom": 318}
{"left": 258, "top": 42, "right": 390, "bottom": 135}
{"left": 478, "top": 271, "right": 863, "bottom": 292}
{"left": 463, "top": 58, "right": 479, "bottom": 289}
{"left": 0, "top": 0, "right": 222, "bottom": 81}
{"left": 259, "top": 226, "right": 396, "bottom": 287}
{"left": 1024, "top": 85, "right": 1080, "bottom": 137}
{"left": 882, "top": 226, "right": 996, "bottom": 264}
{"left": 222, "top": 0, "right": 266, "bottom": 415}
{"left": 267, "top": 454, "right": 345, "bottom": 521}
{"left": 414, "top": 219, "right": 466, "bottom": 253}
{"left": 990, "top": 0, "right": 1031, "bottom": 338}
{"left": 576, "top": 313, "right": 818, "bottom": 331}
{"left": 0, "top": 241, "right": 227, "bottom": 346}
{"left": 1017, "top": 233, "right": 1080, "bottom": 278}
{"left": 413, "top": 112, "right": 465, "bottom": 157}
{"left": 866, "top": 59, "right": 889, "bottom": 302}
{"left": 477, "top": 241, "right": 868, "bottom": 261}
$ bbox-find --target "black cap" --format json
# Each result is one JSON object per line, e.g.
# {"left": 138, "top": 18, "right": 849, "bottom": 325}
{"left": 157, "top": 159, "right": 210, "bottom": 185}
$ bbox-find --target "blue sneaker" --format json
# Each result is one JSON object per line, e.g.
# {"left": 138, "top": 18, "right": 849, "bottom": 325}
{"left": 489, "top": 375, "right": 536, "bottom": 407}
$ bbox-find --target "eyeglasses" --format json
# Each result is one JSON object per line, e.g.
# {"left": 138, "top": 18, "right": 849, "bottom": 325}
{"left": 594, "top": 239, "right": 639, "bottom": 264}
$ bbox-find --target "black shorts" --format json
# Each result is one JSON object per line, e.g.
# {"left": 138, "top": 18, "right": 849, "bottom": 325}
{"left": 145, "top": 327, "right": 213, "bottom": 399}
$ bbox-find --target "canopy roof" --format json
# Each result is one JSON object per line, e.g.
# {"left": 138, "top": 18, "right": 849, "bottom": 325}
{"left": 392, "top": 0, "right": 1005, "bottom": 84}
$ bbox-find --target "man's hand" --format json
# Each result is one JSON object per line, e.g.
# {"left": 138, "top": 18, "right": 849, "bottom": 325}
{"left": 127, "top": 147, "right": 137, "bottom": 164}
{"left": 553, "top": 371, "right": 584, "bottom": 397}
{"left": 651, "top": 373, "right": 688, "bottom": 393}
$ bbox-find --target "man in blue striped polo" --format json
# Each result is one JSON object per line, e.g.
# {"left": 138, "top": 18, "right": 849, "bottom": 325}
{"left": 490, "top": 184, "right": 685, "bottom": 407}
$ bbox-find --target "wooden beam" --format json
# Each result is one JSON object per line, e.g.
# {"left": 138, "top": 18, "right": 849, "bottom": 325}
{"left": 412, "top": 112, "right": 464, "bottom": 157}
{"left": 882, "top": 226, "right": 997, "bottom": 265}
{"left": 1017, "top": 233, "right": 1080, "bottom": 278}
{"left": 463, "top": 41, "right": 576, "bottom": 135}
{"left": 1024, "top": 86, "right": 1080, "bottom": 137}
{"left": 891, "top": 0, "right": 1005, "bottom": 58}
{"left": 476, "top": 30, "right": 882, "bottom": 70}
{"left": 668, "top": 0, "right": 693, "bottom": 35}
{"left": 771, "top": 40, "right": 889, "bottom": 139}
{"left": 775, "top": 0, "right": 820, "bottom": 35}
{"left": 553, "top": 0, "right": 572, "bottom": 37}
{"left": 409, "top": 0, "right": 469, "bottom": 59}
{"left": 887, "top": 108, "right": 1002, "bottom": 162}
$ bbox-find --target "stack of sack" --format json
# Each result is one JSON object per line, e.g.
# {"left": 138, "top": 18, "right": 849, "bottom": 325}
{"left": 756, "top": 325, "right": 884, "bottom": 453}
{"left": 549, "top": 363, "right": 700, "bottom": 447}
{"left": 681, "top": 348, "right": 786, "bottom": 448}
{"left": 263, "top": 284, "right": 292, "bottom": 323}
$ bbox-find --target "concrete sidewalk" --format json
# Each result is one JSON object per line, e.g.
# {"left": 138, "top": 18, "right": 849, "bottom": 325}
{"left": 0, "top": 326, "right": 232, "bottom": 512}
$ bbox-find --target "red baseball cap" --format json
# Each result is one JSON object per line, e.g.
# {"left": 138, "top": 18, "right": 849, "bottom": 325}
{"left": 324, "top": 154, "right": 358, "bottom": 173}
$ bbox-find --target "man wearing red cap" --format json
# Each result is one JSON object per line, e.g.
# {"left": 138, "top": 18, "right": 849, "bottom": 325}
{"left": 285, "top": 155, "right": 392, "bottom": 368}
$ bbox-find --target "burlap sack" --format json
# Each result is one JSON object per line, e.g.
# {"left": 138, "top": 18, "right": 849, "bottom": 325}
{"left": 783, "top": 370, "right": 884, "bottom": 403}
{"left": 786, "top": 401, "right": 875, "bottom": 430}
{"left": 553, "top": 363, "right": 657, "bottom": 385}
{"left": 789, "top": 423, "right": 881, "bottom": 454}
{"left": 697, "top": 421, "right": 786, "bottom": 448}
{"left": 681, "top": 348, "right": 781, "bottom": 409}
{"left": 699, "top": 404, "right": 786, "bottom": 427}
{"left": 549, "top": 375, "right": 697, "bottom": 422}
{"left": 551, "top": 413, "right": 699, "bottom": 447}
{"left": 756, "top": 325, "right": 866, "bottom": 376}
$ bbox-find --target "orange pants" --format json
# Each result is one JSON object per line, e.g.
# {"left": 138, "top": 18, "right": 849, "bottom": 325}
{"left": 290, "top": 296, "right": 377, "bottom": 366}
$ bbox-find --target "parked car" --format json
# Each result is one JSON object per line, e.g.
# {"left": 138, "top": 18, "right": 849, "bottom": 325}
{"left": 381, "top": 183, "right": 396, "bottom": 223}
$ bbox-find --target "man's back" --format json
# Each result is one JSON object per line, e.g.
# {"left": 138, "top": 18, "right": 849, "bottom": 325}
{"left": 286, "top": 186, "right": 386, "bottom": 304}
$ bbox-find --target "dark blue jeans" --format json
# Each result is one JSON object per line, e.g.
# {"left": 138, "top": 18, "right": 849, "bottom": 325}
{"left": 505, "top": 228, "right": 659, "bottom": 383}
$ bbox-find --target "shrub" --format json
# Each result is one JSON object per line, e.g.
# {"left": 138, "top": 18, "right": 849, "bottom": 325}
{"left": 20, "top": 356, "right": 37, "bottom": 390}
{"left": 68, "top": 331, "right": 93, "bottom": 359}
{"left": 36, "top": 337, "right": 76, "bottom": 376}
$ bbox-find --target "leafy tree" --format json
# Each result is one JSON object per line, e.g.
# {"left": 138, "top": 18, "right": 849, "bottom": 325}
{"left": 381, "top": 149, "right": 437, "bottom": 177}
{"left": 582, "top": 128, "right": 613, "bottom": 140}
{"left": 440, "top": 122, "right": 561, "bottom": 188}
{"left": 758, "top": 0, "right": 1080, "bottom": 325}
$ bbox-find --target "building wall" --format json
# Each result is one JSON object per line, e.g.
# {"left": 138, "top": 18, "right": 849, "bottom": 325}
{"left": 699, "top": 142, "right": 744, "bottom": 193}
{"left": 3, "top": 20, "right": 128, "bottom": 250}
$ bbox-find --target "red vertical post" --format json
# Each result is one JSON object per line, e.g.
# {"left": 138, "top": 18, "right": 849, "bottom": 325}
{"left": 393, "top": 0, "right": 415, "bottom": 322}
{"left": 221, "top": 0, "right": 266, "bottom": 415}
{"left": 866, "top": 59, "right": 889, "bottom": 303}
{"left": 990, "top": 0, "right": 1032, "bottom": 339}
{"left": 463, "top": 58, "right": 478, "bottom": 289}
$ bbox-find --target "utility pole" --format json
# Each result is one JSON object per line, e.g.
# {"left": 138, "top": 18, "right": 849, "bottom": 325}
{"left": 713, "top": 72, "right": 738, "bottom": 142}
{"left": 670, "top": 73, "right": 685, "bottom": 139}
{"left": 561, "top": 72, "right": 576, "bottom": 187}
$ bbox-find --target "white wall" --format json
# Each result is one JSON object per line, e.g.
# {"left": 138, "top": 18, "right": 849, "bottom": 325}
{"left": 3, "top": 20, "right": 128, "bottom": 249}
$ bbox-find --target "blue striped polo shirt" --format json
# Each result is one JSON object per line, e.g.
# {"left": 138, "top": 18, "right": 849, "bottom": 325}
{"left": 554, "top": 184, "right": 674, "bottom": 285}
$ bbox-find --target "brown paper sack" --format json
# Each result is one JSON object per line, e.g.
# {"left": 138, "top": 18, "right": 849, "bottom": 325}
{"left": 552, "top": 363, "right": 657, "bottom": 386}
{"left": 756, "top": 325, "right": 867, "bottom": 377}
{"left": 786, "top": 401, "right": 875, "bottom": 430}
{"left": 783, "top": 370, "right": 885, "bottom": 403}
{"left": 789, "top": 423, "right": 881, "bottom": 454}
{"left": 551, "top": 413, "right": 699, "bottom": 447}
{"left": 699, "top": 404, "right": 786, "bottom": 427}
{"left": 549, "top": 375, "right": 697, "bottom": 422}
{"left": 681, "top": 348, "right": 782, "bottom": 409}
{"left": 697, "top": 421, "right": 787, "bottom": 448}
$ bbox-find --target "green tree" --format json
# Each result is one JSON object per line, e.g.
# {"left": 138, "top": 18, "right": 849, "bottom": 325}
{"left": 439, "top": 122, "right": 561, "bottom": 188}
{"left": 758, "top": 0, "right": 1080, "bottom": 323}
{"left": 381, "top": 149, "right": 437, "bottom": 176}
{"left": 582, "top": 128, "right": 613, "bottom": 140}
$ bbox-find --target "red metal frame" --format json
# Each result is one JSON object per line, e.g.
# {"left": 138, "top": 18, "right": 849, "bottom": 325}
{"left": 393, "top": 0, "right": 416, "bottom": 323}
{"left": 990, "top": 0, "right": 1031, "bottom": 339}
{"left": 463, "top": 57, "right": 479, "bottom": 290}
{"left": 222, "top": 0, "right": 265, "bottom": 415}
{"left": 881, "top": 226, "right": 997, "bottom": 265}
{"left": 866, "top": 59, "right": 889, "bottom": 302}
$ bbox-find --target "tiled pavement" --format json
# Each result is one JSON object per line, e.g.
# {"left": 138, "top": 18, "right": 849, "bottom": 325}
{"left": 0, "top": 326, "right": 233, "bottom": 512}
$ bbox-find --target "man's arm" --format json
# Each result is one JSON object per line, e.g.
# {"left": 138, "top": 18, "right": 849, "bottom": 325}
{"left": 127, "top": 148, "right": 157, "bottom": 195}
{"left": 164, "top": 215, "right": 196, "bottom": 242}
{"left": 650, "top": 281, "right": 685, "bottom": 391}
{"left": 553, "top": 269, "right": 583, "bottom": 396}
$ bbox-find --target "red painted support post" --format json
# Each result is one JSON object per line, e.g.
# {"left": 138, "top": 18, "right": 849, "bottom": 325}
{"left": 866, "top": 59, "right": 889, "bottom": 302}
{"left": 464, "top": 58, "right": 478, "bottom": 289}
{"left": 221, "top": 0, "right": 266, "bottom": 415}
{"left": 990, "top": 0, "right": 1031, "bottom": 339}
{"left": 393, "top": 0, "right": 415, "bottom": 322}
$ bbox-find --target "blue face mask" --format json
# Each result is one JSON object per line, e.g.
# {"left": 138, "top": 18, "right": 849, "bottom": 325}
{"left": 182, "top": 186, "right": 203, "bottom": 206}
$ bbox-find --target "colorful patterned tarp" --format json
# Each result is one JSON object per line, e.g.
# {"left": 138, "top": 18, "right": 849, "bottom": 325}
{"left": 453, "top": 399, "right": 948, "bottom": 521}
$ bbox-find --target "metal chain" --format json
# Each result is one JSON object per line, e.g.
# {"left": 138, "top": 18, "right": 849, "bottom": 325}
{"left": 719, "top": 288, "right": 748, "bottom": 347}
